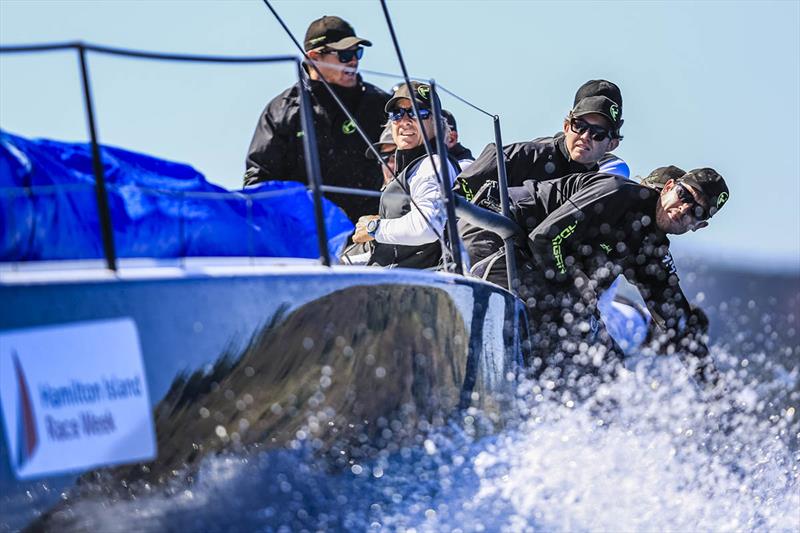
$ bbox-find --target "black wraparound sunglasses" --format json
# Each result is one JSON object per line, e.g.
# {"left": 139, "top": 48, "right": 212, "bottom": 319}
{"left": 569, "top": 117, "right": 613, "bottom": 142}
{"left": 322, "top": 47, "right": 364, "bottom": 63}
{"left": 676, "top": 183, "right": 710, "bottom": 221}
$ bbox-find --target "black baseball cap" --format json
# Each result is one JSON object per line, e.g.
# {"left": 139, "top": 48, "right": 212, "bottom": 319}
{"left": 571, "top": 95, "right": 623, "bottom": 131}
{"left": 574, "top": 79, "right": 623, "bottom": 134}
{"left": 642, "top": 165, "right": 686, "bottom": 188}
{"left": 574, "top": 79, "right": 622, "bottom": 109}
{"left": 681, "top": 168, "right": 730, "bottom": 217}
{"left": 385, "top": 81, "right": 441, "bottom": 113}
{"left": 365, "top": 124, "right": 395, "bottom": 159}
{"left": 643, "top": 165, "right": 730, "bottom": 217}
{"left": 304, "top": 16, "right": 372, "bottom": 51}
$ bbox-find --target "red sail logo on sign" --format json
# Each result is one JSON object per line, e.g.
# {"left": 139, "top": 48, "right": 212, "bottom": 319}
{"left": 13, "top": 351, "right": 38, "bottom": 467}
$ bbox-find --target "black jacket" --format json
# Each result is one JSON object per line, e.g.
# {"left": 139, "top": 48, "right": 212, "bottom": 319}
{"left": 455, "top": 133, "right": 596, "bottom": 200}
{"left": 449, "top": 143, "right": 474, "bottom": 164}
{"left": 245, "top": 77, "right": 390, "bottom": 223}
{"left": 458, "top": 133, "right": 596, "bottom": 270}
{"left": 506, "top": 172, "right": 695, "bottom": 337}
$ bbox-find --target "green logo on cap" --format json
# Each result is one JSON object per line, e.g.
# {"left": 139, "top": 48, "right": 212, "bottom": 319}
{"left": 308, "top": 36, "right": 326, "bottom": 45}
{"left": 609, "top": 103, "right": 620, "bottom": 121}
{"left": 417, "top": 85, "right": 431, "bottom": 99}
{"left": 342, "top": 119, "right": 356, "bottom": 135}
{"left": 716, "top": 191, "right": 729, "bottom": 209}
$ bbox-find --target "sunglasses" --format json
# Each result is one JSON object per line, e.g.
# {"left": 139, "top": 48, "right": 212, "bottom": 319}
{"left": 388, "top": 107, "right": 432, "bottom": 122}
{"left": 322, "top": 47, "right": 364, "bottom": 63}
{"left": 378, "top": 152, "right": 395, "bottom": 164}
{"left": 675, "top": 183, "right": 709, "bottom": 221}
{"left": 569, "top": 117, "right": 613, "bottom": 142}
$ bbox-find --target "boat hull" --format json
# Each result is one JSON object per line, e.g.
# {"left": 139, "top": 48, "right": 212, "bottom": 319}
{"left": 0, "top": 264, "right": 529, "bottom": 530}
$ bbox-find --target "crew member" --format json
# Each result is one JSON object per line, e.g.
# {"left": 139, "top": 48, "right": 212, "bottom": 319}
{"left": 457, "top": 80, "right": 626, "bottom": 275}
{"left": 244, "top": 15, "right": 390, "bottom": 223}
{"left": 456, "top": 79, "right": 624, "bottom": 199}
{"left": 441, "top": 109, "right": 475, "bottom": 170}
{"left": 352, "top": 82, "right": 459, "bottom": 269}
{"left": 475, "top": 165, "right": 730, "bottom": 390}
{"left": 365, "top": 123, "right": 396, "bottom": 186}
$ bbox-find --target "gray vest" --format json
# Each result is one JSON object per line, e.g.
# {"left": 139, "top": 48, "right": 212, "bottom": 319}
{"left": 369, "top": 150, "right": 462, "bottom": 269}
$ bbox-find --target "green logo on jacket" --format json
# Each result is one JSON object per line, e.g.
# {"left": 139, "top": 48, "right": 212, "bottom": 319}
{"left": 342, "top": 119, "right": 356, "bottom": 135}
{"left": 552, "top": 221, "right": 578, "bottom": 274}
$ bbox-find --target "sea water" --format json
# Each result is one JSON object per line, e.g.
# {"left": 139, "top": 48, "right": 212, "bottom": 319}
{"left": 57, "top": 345, "right": 799, "bottom": 532}
{"left": 24, "top": 270, "right": 800, "bottom": 532}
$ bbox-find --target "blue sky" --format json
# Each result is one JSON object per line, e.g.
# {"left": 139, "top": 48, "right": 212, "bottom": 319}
{"left": 1, "top": 0, "right": 798, "bottom": 271}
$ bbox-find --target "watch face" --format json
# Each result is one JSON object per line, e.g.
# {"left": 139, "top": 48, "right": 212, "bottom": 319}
{"left": 367, "top": 219, "right": 378, "bottom": 233}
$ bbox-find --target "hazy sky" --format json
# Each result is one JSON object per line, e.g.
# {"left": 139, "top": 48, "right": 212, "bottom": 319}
{"left": 1, "top": 0, "right": 798, "bottom": 270}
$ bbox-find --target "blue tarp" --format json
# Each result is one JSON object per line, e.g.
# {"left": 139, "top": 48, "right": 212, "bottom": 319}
{"left": 0, "top": 131, "right": 353, "bottom": 261}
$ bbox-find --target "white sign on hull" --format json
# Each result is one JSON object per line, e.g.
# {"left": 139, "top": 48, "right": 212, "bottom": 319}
{"left": 0, "top": 318, "right": 156, "bottom": 479}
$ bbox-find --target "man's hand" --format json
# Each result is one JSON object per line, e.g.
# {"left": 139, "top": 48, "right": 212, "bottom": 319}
{"left": 651, "top": 305, "right": 719, "bottom": 388}
{"left": 680, "top": 305, "right": 719, "bottom": 388}
{"left": 353, "top": 215, "right": 380, "bottom": 244}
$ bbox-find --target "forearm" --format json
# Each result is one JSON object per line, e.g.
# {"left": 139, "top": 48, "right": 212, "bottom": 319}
{"left": 376, "top": 211, "right": 442, "bottom": 245}
{"left": 375, "top": 157, "right": 450, "bottom": 246}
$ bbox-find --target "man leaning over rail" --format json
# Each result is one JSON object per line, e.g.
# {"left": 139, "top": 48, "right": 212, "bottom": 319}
{"left": 473, "top": 165, "right": 730, "bottom": 393}
{"left": 244, "top": 15, "right": 390, "bottom": 223}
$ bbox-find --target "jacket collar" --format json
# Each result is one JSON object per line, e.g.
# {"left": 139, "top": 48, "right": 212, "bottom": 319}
{"left": 395, "top": 143, "right": 432, "bottom": 175}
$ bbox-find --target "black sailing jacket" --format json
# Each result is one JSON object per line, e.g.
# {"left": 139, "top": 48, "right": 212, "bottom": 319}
{"left": 508, "top": 172, "right": 694, "bottom": 335}
{"left": 448, "top": 142, "right": 474, "bottom": 164}
{"left": 458, "top": 133, "right": 597, "bottom": 270}
{"left": 455, "top": 133, "right": 596, "bottom": 200}
{"left": 244, "top": 76, "right": 390, "bottom": 223}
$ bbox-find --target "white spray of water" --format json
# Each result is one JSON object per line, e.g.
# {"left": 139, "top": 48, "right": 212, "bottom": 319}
{"left": 61, "top": 346, "right": 798, "bottom": 533}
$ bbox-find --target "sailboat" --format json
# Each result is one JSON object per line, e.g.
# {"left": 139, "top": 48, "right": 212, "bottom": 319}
{"left": 0, "top": 9, "right": 539, "bottom": 529}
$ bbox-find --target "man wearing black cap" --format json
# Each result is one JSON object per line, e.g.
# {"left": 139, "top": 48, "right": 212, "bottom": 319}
{"left": 244, "top": 15, "right": 390, "bottom": 223}
{"left": 473, "top": 165, "right": 730, "bottom": 390}
{"left": 456, "top": 79, "right": 624, "bottom": 199}
{"left": 456, "top": 79, "right": 625, "bottom": 275}
{"left": 574, "top": 80, "right": 630, "bottom": 178}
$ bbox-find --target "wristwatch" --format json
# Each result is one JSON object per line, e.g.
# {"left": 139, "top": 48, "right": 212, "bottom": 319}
{"left": 366, "top": 218, "right": 380, "bottom": 237}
